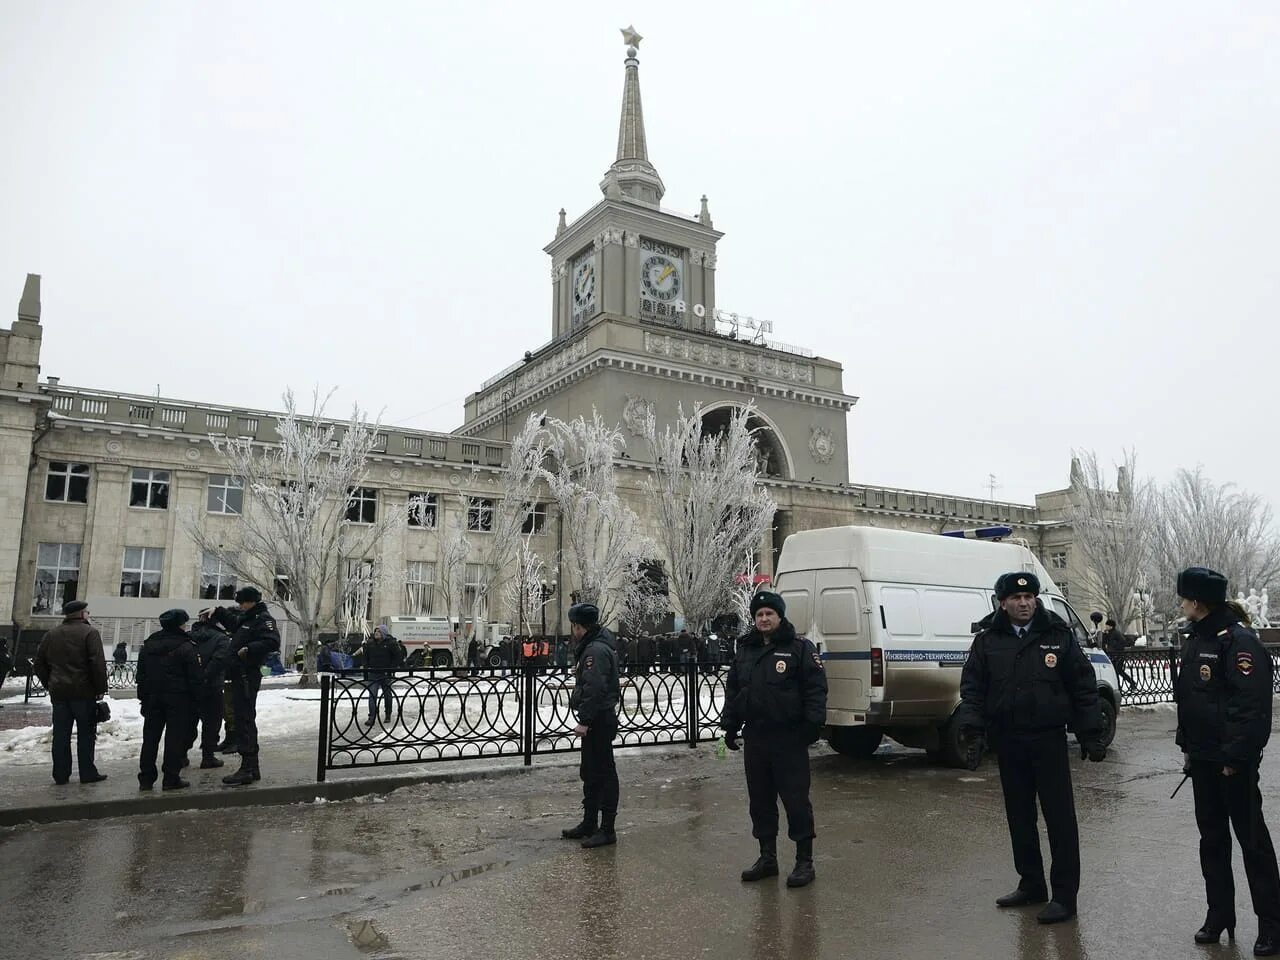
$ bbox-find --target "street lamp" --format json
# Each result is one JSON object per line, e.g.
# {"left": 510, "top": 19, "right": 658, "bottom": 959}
{"left": 539, "top": 579, "right": 558, "bottom": 639}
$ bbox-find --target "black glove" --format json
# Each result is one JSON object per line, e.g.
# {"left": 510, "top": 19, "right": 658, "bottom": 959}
{"left": 1081, "top": 740, "right": 1106, "bottom": 762}
{"left": 724, "top": 731, "right": 740, "bottom": 751}
{"left": 1183, "top": 756, "right": 1192, "bottom": 777}
{"left": 803, "top": 721, "right": 823, "bottom": 745}
{"left": 960, "top": 727, "right": 984, "bottom": 771}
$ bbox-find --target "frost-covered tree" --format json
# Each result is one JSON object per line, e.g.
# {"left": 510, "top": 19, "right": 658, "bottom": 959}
{"left": 433, "top": 519, "right": 471, "bottom": 661}
{"left": 1149, "top": 467, "right": 1280, "bottom": 620}
{"left": 726, "top": 551, "right": 764, "bottom": 636}
{"left": 1065, "top": 450, "right": 1154, "bottom": 628}
{"left": 503, "top": 536, "right": 553, "bottom": 636}
{"left": 642, "top": 404, "right": 776, "bottom": 635}
{"left": 541, "top": 411, "right": 661, "bottom": 629}
{"left": 184, "top": 388, "right": 399, "bottom": 685}
{"left": 460, "top": 414, "right": 550, "bottom": 651}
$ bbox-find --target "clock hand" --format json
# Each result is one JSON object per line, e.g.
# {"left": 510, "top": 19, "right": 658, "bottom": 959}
{"left": 658, "top": 264, "right": 674, "bottom": 284}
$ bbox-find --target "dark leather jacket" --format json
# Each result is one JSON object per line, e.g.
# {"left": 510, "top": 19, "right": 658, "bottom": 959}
{"left": 721, "top": 619, "right": 828, "bottom": 735}
{"left": 1175, "top": 607, "right": 1272, "bottom": 768}
{"left": 958, "top": 604, "right": 1102, "bottom": 741}
{"left": 33, "top": 617, "right": 108, "bottom": 700}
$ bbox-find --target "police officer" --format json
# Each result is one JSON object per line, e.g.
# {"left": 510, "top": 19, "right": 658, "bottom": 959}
{"left": 957, "top": 572, "right": 1105, "bottom": 924}
{"left": 560, "top": 603, "right": 621, "bottom": 849}
{"left": 190, "top": 609, "right": 233, "bottom": 768}
{"left": 136, "top": 609, "right": 202, "bottom": 791}
{"left": 720, "top": 591, "right": 828, "bottom": 889}
{"left": 1173, "top": 567, "right": 1280, "bottom": 955}
{"left": 1102, "top": 617, "right": 1136, "bottom": 692}
{"left": 222, "top": 586, "right": 280, "bottom": 787}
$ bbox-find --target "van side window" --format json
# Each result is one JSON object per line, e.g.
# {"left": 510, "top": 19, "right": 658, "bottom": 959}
{"left": 819, "top": 588, "right": 860, "bottom": 636}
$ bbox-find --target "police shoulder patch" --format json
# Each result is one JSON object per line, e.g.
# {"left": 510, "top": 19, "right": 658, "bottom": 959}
{"left": 1236, "top": 651, "right": 1255, "bottom": 676}
{"left": 584, "top": 656, "right": 594, "bottom": 670}
{"left": 811, "top": 650, "right": 825, "bottom": 670}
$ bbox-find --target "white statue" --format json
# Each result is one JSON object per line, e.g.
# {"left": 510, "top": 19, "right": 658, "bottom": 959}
{"left": 1261, "top": 591, "right": 1271, "bottom": 629}
{"left": 1247, "top": 589, "right": 1264, "bottom": 625}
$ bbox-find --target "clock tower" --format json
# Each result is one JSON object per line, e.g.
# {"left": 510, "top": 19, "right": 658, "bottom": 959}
{"left": 462, "top": 28, "right": 857, "bottom": 498}
{"left": 545, "top": 28, "right": 724, "bottom": 339}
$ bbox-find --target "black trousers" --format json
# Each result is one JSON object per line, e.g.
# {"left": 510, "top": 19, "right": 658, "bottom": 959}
{"left": 743, "top": 725, "right": 815, "bottom": 842}
{"left": 580, "top": 713, "right": 619, "bottom": 827}
{"left": 191, "top": 690, "right": 223, "bottom": 757}
{"left": 139, "top": 701, "right": 191, "bottom": 783}
{"left": 51, "top": 697, "right": 99, "bottom": 783}
{"left": 1191, "top": 759, "right": 1280, "bottom": 932}
{"left": 230, "top": 669, "right": 263, "bottom": 760}
{"left": 1111, "top": 653, "right": 1136, "bottom": 689}
{"left": 222, "top": 681, "right": 237, "bottom": 742}
{"left": 996, "top": 730, "right": 1080, "bottom": 907}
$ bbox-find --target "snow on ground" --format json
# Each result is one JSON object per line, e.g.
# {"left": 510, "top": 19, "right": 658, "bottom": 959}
{"left": 0, "top": 688, "right": 321, "bottom": 767}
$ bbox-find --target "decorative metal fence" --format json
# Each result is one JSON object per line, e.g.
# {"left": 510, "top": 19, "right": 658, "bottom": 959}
{"left": 1115, "top": 645, "right": 1280, "bottom": 707}
{"left": 317, "top": 662, "right": 728, "bottom": 781}
{"left": 23, "top": 660, "right": 138, "bottom": 702}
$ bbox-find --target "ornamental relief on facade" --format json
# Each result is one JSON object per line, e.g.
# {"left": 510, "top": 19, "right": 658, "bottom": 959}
{"left": 642, "top": 332, "right": 814, "bottom": 385}
{"left": 809, "top": 426, "right": 835, "bottom": 463}
{"left": 622, "top": 395, "right": 654, "bottom": 436}
{"left": 476, "top": 338, "right": 591, "bottom": 415}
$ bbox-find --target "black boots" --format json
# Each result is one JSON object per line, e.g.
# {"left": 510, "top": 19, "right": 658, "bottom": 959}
{"left": 581, "top": 813, "right": 617, "bottom": 849}
{"left": 200, "top": 754, "right": 225, "bottom": 769}
{"left": 221, "top": 757, "right": 260, "bottom": 787}
{"left": 996, "top": 887, "right": 1049, "bottom": 908}
{"left": 1194, "top": 915, "right": 1235, "bottom": 944}
{"left": 1036, "top": 902, "right": 1076, "bottom": 924}
{"left": 786, "top": 838, "right": 815, "bottom": 888}
{"left": 741, "top": 838, "right": 780, "bottom": 882}
{"left": 1256, "top": 932, "right": 1279, "bottom": 957}
{"left": 562, "top": 805, "right": 598, "bottom": 840}
{"left": 162, "top": 778, "right": 190, "bottom": 791}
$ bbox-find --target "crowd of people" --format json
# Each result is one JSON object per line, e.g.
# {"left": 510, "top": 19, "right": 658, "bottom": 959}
{"left": 30, "top": 587, "right": 281, "bottom": 791}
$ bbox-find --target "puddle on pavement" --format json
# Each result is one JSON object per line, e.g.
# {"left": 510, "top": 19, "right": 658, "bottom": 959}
{"left": 347, "top": 918, "right": 392, "bottom": 953}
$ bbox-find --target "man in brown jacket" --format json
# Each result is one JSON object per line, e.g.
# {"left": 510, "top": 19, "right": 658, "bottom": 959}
{"left": 33, "top": 600, "right": 109, "bottom": 785}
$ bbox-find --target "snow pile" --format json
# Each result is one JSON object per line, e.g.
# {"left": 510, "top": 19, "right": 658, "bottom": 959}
{"left": 0, "top": 688, "right": 321, "bottom": 767}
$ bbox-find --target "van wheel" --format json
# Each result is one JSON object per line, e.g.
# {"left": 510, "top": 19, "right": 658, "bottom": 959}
{"left": 431, "top": 650, "right": 453, "bottom": 668}
{"left": 1098, "top": 694, "right": 1117, "bottom": 748}
{"left": 935, "top": 714, "right": 976, "bottom": 769}
{"left": 827, "top": 726, "right": 883, "bottom": 759}
{"left": 486, "top": 650, "right": 503, "bottom": 668}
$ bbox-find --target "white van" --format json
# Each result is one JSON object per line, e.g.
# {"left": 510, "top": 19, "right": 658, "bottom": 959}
{"left": 773, "top": 526, "right": 1121, "bottom": 766}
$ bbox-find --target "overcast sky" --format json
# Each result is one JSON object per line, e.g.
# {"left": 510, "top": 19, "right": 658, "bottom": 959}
{"left": 2, "top": 3, "right": 1276, "bottom": 510}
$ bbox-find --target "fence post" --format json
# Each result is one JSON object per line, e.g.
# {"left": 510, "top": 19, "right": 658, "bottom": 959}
{"left": 24, "top": 668, "right": 32, "bottom": 704}
{"left": 686, "top": 658, "right": 698, "bottom": 748}
{"left": 316, "top": 673, "right": 331, "bottom": 783}
{"left": 1168, "top": 644, "right": 1179, "bottom": 695}
{"left": 522, "top": 663, "right": 535, "bottom": 767}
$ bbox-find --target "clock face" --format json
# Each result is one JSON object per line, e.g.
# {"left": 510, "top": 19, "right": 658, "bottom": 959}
{"left": 572, "top": 258, "right": 596, "bottom": 307}
{"left": 642, "top": 254, "right": 682, "bottom": 302}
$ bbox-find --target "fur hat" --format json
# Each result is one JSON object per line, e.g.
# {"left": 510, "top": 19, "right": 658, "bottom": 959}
{"left": 234, "top": 586, "right": 262, "bottom": 604}
{"left": 749, "top": 591, "right": 786, "bottom": 618}
{"left": 1176, "top": 567, "right": 1228, "bottom": 605}
{"left": 568, "top": 602, "right": 600, "bottom": 627}
{"left": 158, "top": 608, "right": 190, "bottom": 629}
{"left": 996, "top": 572, "right": 1040, "bottom": 601}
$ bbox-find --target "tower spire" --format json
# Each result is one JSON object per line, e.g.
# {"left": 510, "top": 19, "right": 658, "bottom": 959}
{"left": 600, "top": 26, "right": 665, "bottom": 207}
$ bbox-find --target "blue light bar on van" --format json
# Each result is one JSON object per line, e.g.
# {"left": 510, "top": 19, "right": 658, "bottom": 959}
{"left": 941, "top": 525, "right": 1013, "bottom": 541}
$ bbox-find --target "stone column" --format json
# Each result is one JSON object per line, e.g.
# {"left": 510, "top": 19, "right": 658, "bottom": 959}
{"left": 167, "top": 469, "right": 207, "bottom": 599}
{"left": 377, "top": 488, "right": 409, "bottom": 622}
{"left": 84, "top": 464, "right": 129, "bottom": 598}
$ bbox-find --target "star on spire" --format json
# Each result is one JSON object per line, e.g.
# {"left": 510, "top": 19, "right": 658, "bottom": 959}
{"left": 620, "top": 25, "right": 643, "bottom": 50}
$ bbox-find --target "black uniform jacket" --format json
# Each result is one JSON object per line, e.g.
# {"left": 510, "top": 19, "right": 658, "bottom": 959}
{"left": 136, "top": 628, "right": 202, "bottom": 710}
{"left": 957, "top": 604, "right": 1102, "bottom": 741}
{"left": 228, "top": 603, "right": 281, "bottom": 673}
{"left": 721, "top": 619, "right": 828, "bottom": 735}
{"left": 569, "top": 625, "right": 621, "bottom": 724}
{"left": 191, "top": 622, "right": 233, "bottom": 693}
{"left": 1175, "top": 607, "right": 1272, "bottom": 768}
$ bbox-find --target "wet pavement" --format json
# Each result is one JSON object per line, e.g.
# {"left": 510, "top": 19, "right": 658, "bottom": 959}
{"left": 0, "top": 706, "right": 1271, "bottom": 959}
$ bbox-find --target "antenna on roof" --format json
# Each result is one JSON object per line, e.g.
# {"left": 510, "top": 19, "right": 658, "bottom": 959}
{"left": 986, "top": 473, "right": 1000, "bottom": 501}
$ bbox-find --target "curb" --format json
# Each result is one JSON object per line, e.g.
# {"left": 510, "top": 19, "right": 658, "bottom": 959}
{"left": 0, "top": 763, "right": 532, "bottom": 828}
